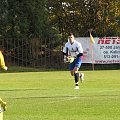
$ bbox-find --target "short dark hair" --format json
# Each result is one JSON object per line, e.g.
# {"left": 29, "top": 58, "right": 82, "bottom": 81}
{"left": 68, "top": 32, "right": 74, "bottom": 36}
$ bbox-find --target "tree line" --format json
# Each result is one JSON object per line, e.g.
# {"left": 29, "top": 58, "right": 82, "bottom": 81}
{"left": 0, "top": 0, "right": 120, "bottom": 40}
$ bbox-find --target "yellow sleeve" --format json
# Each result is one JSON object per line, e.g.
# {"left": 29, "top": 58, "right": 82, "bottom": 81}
{"left": 0, "top": 51, "right": 6, "bottom": 70}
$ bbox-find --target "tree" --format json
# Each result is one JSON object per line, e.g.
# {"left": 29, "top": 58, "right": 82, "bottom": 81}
{"left": 48, "top": 0, "right": 120, "bottom": 38}
{"left": 96, "top": 0, "right": 120, "bottom": 36}
{"left": 0, "top": 0, "right": 48, "bottom": 38}
{"left": 0, "top": 0, "right": 8, "bottom": 37}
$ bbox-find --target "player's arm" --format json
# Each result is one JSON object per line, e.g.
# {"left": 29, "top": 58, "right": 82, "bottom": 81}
{"left": 77, "top": 53, "right": 83, "bottom": 58}
{"left": 63, "top": 47, "right": 68, "bottom": 63}
{"left": 77, "top": 43, "right": 83, "bottom": 58}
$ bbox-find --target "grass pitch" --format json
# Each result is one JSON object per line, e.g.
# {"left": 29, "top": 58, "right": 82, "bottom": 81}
{"left": 0, "top": 70, "right": 120, "bottom": 120}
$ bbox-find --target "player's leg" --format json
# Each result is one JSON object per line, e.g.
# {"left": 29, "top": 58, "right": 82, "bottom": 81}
{"left": 69, "top": 60, "right": 84, "bottom": 89}
{"left": 75, "top": 58, "right": 84, "bottom": 83}
{"left": 70, "top": 62, "right": 80, "bottom": 89}
{"left": 73, "top": 58, "right": 84, "bottom": 86}
{"left": 72, "top": 67, "right": 80, "bottom": 89}
{"left": 70, "top": 62, "right": 79, "bottom": 89}
{"left": 69, "top": 62, "right": 75, "bottom": 76}
{"left": 79, "top": 73, "right": 84, "bottom": 83}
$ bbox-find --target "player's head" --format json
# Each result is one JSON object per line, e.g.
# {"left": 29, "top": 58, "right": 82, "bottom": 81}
{"left": 68, "top": 32, "right": 74, "bottom": 44}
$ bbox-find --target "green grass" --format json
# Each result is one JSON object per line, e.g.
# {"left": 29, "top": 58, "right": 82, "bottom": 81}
{"left": 0, "top": 70, "right": 120, "bottom": 120}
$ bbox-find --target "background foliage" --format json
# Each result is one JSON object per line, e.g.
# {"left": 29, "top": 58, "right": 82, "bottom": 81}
{"left": 48, "top": 0, "right": 120, "bottom": 37}
{"left": 0, "top": 0, "right": 120, "bottom": 39}
{"left": 0, "top": 0, "right": 48, "bottom": 38}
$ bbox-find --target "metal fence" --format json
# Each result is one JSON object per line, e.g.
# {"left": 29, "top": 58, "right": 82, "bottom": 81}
{"left": 0, "top": 38, "right": 65, "bottom": 69}
{"left": 0, "top": 38, "right": 119, "bottom": 70}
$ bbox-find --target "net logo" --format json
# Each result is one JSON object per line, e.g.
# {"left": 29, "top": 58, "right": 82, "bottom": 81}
{"left": 98, "top": 37, "right": 120, "bottom": 44}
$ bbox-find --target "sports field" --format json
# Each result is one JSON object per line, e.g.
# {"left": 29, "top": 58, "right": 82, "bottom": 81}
{"left": 0, "top": 70, "right": 120, "bottom": 120}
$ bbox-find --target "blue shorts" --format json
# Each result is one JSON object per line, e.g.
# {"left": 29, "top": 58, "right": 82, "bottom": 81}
{"left": 69, "top": 57, "right": 82, "bottom": 71}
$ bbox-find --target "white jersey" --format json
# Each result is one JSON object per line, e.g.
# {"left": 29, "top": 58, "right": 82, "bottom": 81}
{"left": 63, "top": 40, "right": 83, "bottom": 57}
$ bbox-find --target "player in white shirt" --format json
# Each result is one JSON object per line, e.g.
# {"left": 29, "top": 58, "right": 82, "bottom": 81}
{"left": 63, "top": 33, "right": 84, "bottom": 89}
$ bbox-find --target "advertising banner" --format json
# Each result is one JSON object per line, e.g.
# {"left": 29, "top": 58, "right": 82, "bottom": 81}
{"left": 76, "top": 37, "right": 120, "bottom": 64}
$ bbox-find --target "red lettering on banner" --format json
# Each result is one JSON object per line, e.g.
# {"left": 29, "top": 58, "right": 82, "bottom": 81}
{"left": 105, "top": 40, "right": 110, "bottom": 44}
{"left": 112, "top": 40, "right": 116, "bottom": 44}
{"left": 98, "top": 37, "right": 120, "bottom": 44}
{"left": 117, "top": 39, "right": 120, "bottom": 44}
{"left": 98, "top": 39, "right": 104, "bottom": 44}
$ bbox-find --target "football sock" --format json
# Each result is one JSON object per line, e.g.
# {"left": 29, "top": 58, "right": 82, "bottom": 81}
{"left": 75, "top": 82, "right": 79, "bottom": 86}
{"left": 74, "top": 73, "right": 79, "bottom": 86}
{"left": 78, "top": 73, "right": 81, "bottom": 77}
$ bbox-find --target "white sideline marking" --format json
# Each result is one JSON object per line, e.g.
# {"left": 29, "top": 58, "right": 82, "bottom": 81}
{"left": 49, "top": 96, "right": 78, "bottom": 104}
